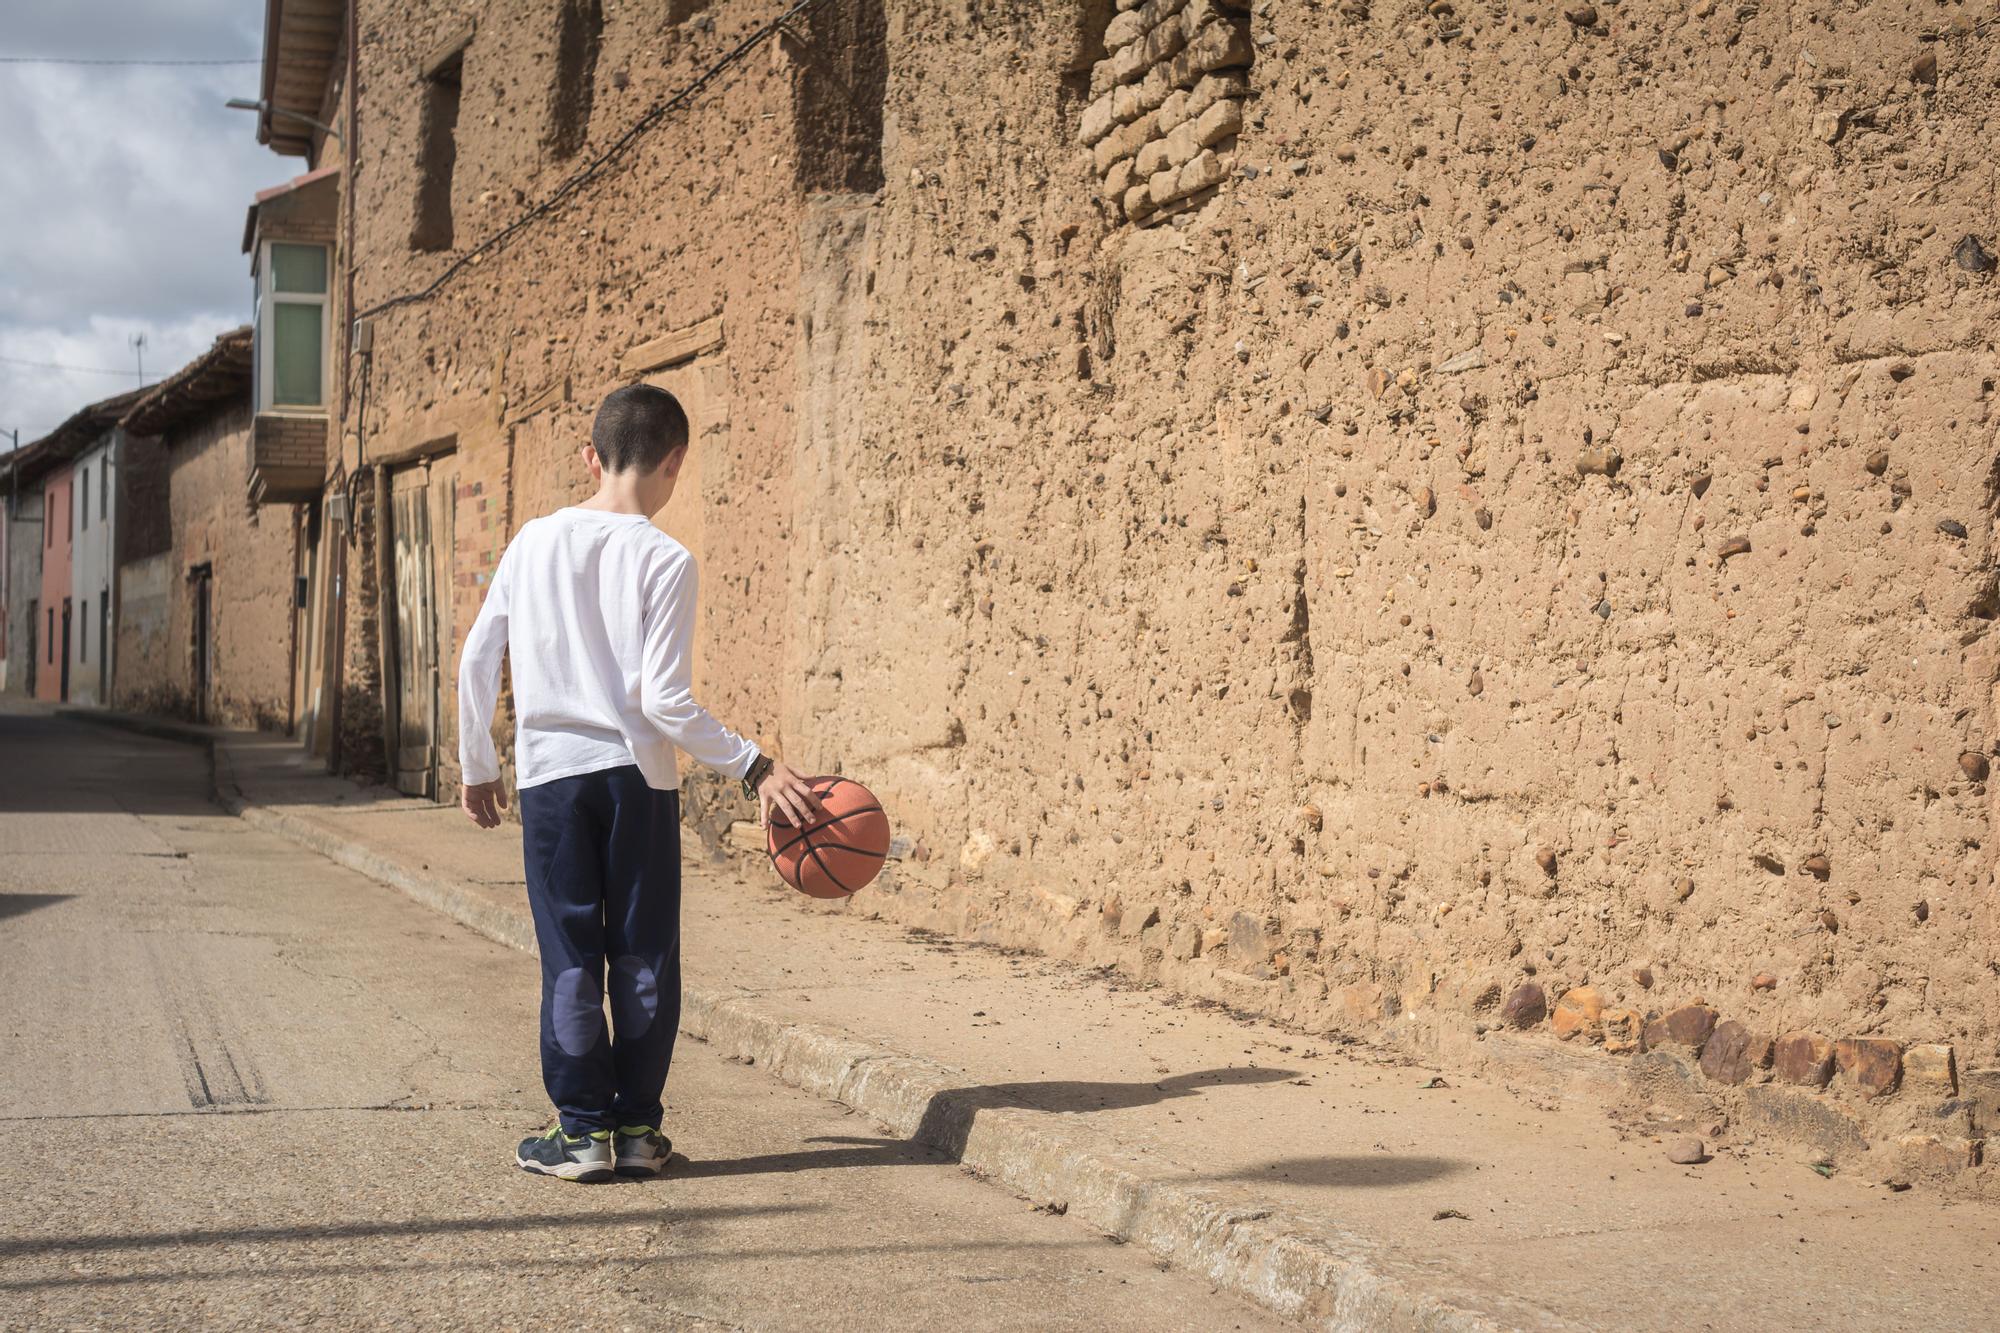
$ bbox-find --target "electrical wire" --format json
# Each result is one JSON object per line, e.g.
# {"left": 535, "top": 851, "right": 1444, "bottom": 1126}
{"left": 354, "top": 0, "right": 828, "bottom": 323}
{"left": 0, "top": 354, "right": 141, "bottom": 376}
{"left": 0, "top": 56, "right": 260, "bottom": 66}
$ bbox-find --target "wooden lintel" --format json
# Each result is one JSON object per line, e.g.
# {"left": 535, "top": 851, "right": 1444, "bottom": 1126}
{"left": 504, "top": 373, "right": 570, "bottom": 428}
{"left": 618, "top": 315, "right": 724, "bottom": 377}
{"left": 419, "top": 21, "right": 475, "bottom": 80}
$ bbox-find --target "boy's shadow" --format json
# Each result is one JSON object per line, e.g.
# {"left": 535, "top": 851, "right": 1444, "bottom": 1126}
{"left": 668, "top": 1066, "right": 1300, "bottom": 1180}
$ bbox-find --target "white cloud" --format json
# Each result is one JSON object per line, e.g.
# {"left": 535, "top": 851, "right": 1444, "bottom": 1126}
{"left": 0, "top": 1, "right": 284, "bottom": 443}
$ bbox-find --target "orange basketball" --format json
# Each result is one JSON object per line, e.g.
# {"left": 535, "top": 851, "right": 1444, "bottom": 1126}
{"left": 767, "top": 776, "right": 891, "bottom": 899}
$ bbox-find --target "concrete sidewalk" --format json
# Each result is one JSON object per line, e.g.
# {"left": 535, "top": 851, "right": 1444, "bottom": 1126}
{"left": 63, "top": 707, "right": 2000, "bottom": 1332}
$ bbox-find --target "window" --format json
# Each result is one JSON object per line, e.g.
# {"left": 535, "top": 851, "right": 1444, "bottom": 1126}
{"left": 46, "top": 608, "right": 53, "bottom": 662}
{"left": 80, "top": 468, "right": 88, "bottom": 531}
{"left": 80, "top": 598, "right": 88, "bottom": 660}
{"left": 100, "top": 457, "right": 108, "bottom": 521}
{"left": 256, "top": 241, "right": 330, "bottom": 410}
{"left": 411, "top": 45, "right": 465, "bottom": 252}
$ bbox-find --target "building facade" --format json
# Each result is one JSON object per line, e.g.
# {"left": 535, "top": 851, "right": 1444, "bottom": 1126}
{"left": 0, "top": 457, "right": 46, "bottom": 697}
{"left": 0, "top": 389, "right": 153, "bottom": 707}
{"left": 116, "top": 328, "right": 298, "bottom": 729}
{"left": 68, "top": 435, "right": 116, "bottom": 707}
{"left": 242, "top": 0, "right": 2000, "bottom": 1148}
{"left": 34, "top": 463, "right": 74, "bottom": 705}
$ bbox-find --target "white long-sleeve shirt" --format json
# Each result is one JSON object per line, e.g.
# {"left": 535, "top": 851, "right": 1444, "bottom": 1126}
{"left": 456, "top": 507, "right": 759, "bottom": 791}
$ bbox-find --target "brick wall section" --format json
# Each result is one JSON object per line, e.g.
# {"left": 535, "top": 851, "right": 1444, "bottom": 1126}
{"left": 1080, "top": 0, "right": 1251, "bottom": 225}
{"left": 116, "top": 433, "right": 172, "bottom": 565}
{"left": 251, "top": 413, "right": 328, "bottom": 492}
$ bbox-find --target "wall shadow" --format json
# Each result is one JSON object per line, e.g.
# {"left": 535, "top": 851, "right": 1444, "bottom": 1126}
{"left": 682, "top": 1067, "right": 1300, "bottom": 1180}
{"left": 0, "top": 1202, "right": 812, "bottom": 1261}
{"left": 0, "top": 892, "right": 75, "bottom": 922}
{"left": 1213, "top": 1155, "right": 1467, "bottom": 1188}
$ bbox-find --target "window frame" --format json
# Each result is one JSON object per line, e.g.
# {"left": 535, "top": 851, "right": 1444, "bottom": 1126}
{"left": 255, "top": 238, "right": 332, "bottom": 413}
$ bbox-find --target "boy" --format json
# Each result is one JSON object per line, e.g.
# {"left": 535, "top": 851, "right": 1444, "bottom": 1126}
{"left": 457, "top": 383, "right": 823, "bottom": 1182}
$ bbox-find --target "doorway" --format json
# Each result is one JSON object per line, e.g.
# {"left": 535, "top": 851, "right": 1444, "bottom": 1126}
{"left": 386, "top": 455, "right": 457, "bottom": 798}
{"left": 59, "top": 598, "right": 71, "bottom": 702}
{"left": 98, "top": 591, "right": 109, "bottom": 703}
{"left": 190, "top": 564, "right": 213, "bottom": 724}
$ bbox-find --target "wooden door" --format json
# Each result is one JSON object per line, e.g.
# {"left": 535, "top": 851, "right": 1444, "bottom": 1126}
{"left": 191, "top": 568, "right": 212, "bottom": 723}
{"left": 389, "top": 463, "right": 438, "bottom": 797}
{"left": 426, "top": 457, "right": 459, "bottom": 796}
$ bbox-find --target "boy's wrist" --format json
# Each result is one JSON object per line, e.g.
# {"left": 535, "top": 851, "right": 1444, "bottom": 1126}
{"left": 741, "top": 751, "right": 775, "bottom": 800}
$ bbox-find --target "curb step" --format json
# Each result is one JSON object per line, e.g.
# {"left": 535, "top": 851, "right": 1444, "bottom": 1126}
{"left": 71, "top": 707, "right": 1569, "bottom": 1332}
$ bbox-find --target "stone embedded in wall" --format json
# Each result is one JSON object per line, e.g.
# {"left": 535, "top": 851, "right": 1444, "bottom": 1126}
{"left": 1551, "top": 985, "right": 1604, "bottom": 1041}
{"left": 1699, "top": 1021, "right": 1773, "bottom": 1086}
{"left": 1902, "top": 1043, "right": 1957, "bottom": 1096}
{"left": 1834, "top": 1038, "right": 1903, "bottom": 1099}
{"left": 1083, "top": 0, "right": 1252, "bottom": 224}
{"left": 1602, "top": 1008, "right": 1643, "bottom": 1054}
{"left": 1963, "top": 1067, "right": 2000, "bottom": 1132}
{"left": 1499, "top": 982, "right": 1546, "bottom": 1028}
{"left": 1773, "top": 1031, "right": 1837, "bottom": 1088}
{"left": 1644, "top": 1003, "right": 1719, "bottom": 1054}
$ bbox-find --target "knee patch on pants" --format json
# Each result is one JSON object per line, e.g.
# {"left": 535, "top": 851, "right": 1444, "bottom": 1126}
{"left": 608, "top": 954, "right": 660, "bottom": 1040}
{"left": 551, "top": 967, "right": 606, "bottom": 1057}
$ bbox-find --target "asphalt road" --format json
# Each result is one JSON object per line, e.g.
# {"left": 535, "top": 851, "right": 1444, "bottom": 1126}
{"left": 0, "top": 708, "right": 1280, "bottom": 1331}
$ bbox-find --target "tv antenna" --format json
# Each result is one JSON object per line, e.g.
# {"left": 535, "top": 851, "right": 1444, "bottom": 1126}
{"left": 131, "top": 332, "right": 147, "bottom": 385}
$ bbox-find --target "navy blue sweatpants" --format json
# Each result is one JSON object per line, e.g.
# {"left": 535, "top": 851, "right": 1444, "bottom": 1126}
{"left": 518, "top": 765, "right": 681, "bottom": 1136}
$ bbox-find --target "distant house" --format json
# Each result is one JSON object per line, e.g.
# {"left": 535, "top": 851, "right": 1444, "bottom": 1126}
{"left": 117, "top": 328, "right": 299, "bottom": 729}
{"left": 0, "top": 441, "right": 49, "bottom": 697}
{"left": 0, "top": 389, "right": 149, "bottom": 705}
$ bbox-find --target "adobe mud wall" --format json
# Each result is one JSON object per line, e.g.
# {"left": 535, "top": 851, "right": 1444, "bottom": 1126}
{"left": 333, "top": 0, "right": 1999, "bottom": 1158}
{"left": 174, "top": 407, "right": 296, "bottom": 730}
{"left": 782, "top": 0, "right": 2000, "bottom": 1156}
{"left": 346, "top": 0, "right": 873, "bottom": 788}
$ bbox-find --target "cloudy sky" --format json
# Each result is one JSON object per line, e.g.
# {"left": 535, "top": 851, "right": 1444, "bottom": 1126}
{"left": 0, "top": 1, "right": 278, "bottom": 446}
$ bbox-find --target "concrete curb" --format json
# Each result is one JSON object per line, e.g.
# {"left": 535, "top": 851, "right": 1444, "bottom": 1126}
{"left": 71, "top": 707, "right": 1564, "bottom": 1332}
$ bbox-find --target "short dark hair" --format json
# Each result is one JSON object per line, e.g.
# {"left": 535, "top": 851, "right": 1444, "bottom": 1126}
{"left": 591, "top": 383, "right": 689, "bottom": 473}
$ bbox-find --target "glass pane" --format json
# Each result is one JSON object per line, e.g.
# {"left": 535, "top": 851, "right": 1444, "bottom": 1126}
{"left": 272, "top": 302, "right": 323, "bottom": 406}
{"left": 270, "top": 243, "right": 327, "bottom": 294}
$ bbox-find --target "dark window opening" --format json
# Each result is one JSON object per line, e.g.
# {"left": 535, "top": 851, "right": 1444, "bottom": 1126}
{"left": 80, "top": 598, "right": 88, "bottom": 660}
{"left": 792, "top": 0, "right": 886, "bottom": 193}
{"left": 411, "top": 48, "right": 465, "bottom": 252}
{"left": 80, "top": 470, "right": 89, "bottom": 531}
{"left": 46, "top": 607, "right": 53, "bottom": 662}
{"left": 546, "top": 0, "right": 602, "bottom": 160}
{"left": 100, "top": 458, "right": 108, "bottom": 521}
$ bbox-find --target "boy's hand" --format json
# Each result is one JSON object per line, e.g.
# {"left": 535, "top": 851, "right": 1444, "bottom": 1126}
{"left": 462, "top": 779, "right": 508, "bottom": 829}
{"left": 759, "top": 761, "right": 828, "bottom": 830}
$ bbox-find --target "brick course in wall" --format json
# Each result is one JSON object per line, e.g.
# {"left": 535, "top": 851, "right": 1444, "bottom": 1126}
{"left": 1080, "top": 0, "right": 1251, "bottom": 224}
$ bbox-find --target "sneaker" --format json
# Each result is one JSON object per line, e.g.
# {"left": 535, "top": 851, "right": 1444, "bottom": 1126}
{"left": 515, "top": 1124, "right": 615, "bottom": 1182}
{"left": 613, "top": 1124, "right": 671, "bottom": 1177}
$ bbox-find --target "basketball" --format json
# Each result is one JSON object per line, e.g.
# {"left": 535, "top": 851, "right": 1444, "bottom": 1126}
{"left": 767, "top": 776, "right": 891, "bottom": 899}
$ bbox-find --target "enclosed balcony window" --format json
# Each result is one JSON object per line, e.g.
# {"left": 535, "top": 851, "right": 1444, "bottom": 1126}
{"left": 257, "top": 240, "right": 329, "bottom": 411}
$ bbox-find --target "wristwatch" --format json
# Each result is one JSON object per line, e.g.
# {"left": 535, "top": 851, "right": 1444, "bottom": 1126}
{"left": 741, "top": 751, "right": 775, "bottom": 800}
